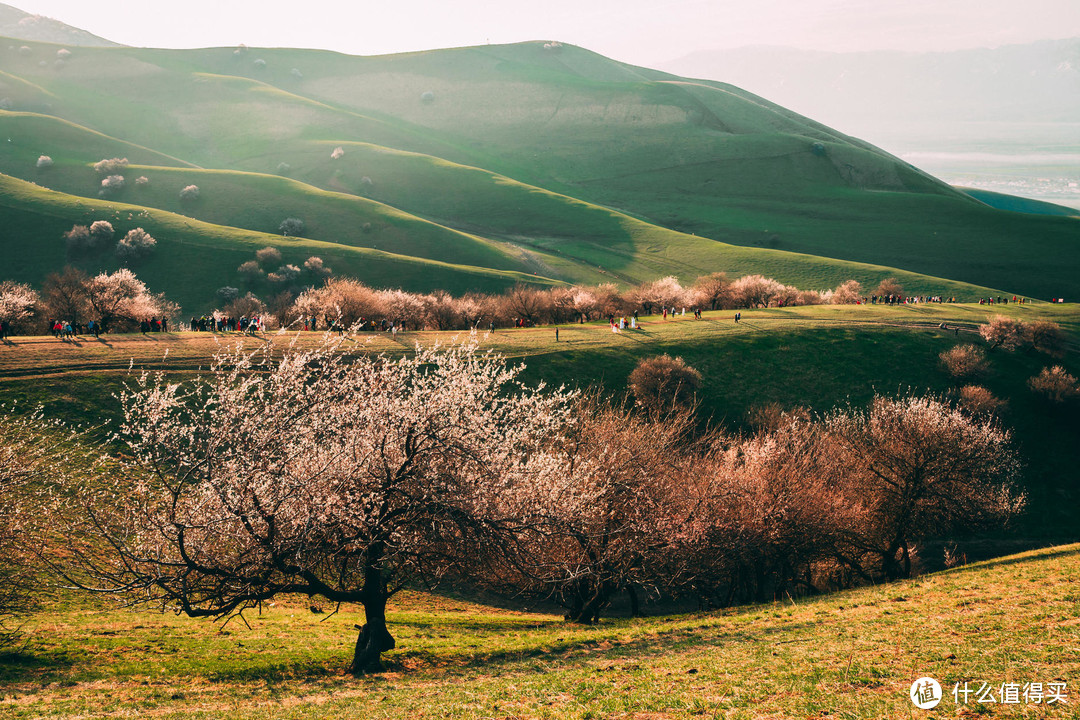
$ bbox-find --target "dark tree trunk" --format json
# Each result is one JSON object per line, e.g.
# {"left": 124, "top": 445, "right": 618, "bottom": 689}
{"left": 350, "top": 552, "right": 396, "bottom": 675}
{"left": 882, "top": 533, "right": 913, "bottom": 581}
{"left": 565, "top": 579, "right": 613, "bottom": 624}
{"left": 350, "top": 595, "right": 395, "bottom": 675}
{"left": 626, "top": 585, "right": 641, "bottom": 617}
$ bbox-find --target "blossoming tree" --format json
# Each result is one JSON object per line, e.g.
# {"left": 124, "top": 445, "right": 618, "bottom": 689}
{"left": 68, "top": 338, "right": 573, "bottom": 673}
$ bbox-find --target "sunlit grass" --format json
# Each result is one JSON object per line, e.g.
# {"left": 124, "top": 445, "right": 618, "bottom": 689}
{"left": 1, "top": 545, "right": 1076, "bottom": 718}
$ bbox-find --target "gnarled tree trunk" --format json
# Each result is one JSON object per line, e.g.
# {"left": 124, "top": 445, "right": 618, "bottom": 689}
{"left": 349, "top": 550, "right": 396, "bottom": 675}
{"left": 350, "top": 611, "right": 395, "bottom": 675}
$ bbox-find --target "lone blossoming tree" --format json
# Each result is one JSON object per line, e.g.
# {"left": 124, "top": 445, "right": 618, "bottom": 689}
{"left": 66, "top": 339, "right": 573, "bottom": 674}
{"left": 826, "top": 395, "right": 1023, "bottom": 580}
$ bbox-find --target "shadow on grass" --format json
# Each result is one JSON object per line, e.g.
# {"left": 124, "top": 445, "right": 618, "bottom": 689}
{"left": 386, "top": 616, "right": 822, "bottom": 675}
{"left": 395, "top": 617, "right": 561, "bottom": 632}
{"left": 206, "top": 659, "right": 341, "bottom": 684}
{"left": 0, "top": 647, "right": 77, "bottom": 684}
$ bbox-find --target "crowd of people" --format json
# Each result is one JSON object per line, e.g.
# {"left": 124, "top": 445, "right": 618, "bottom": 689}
{"left": 45, "top": 318, "right": 103, "bottom": 340}
{"left": 978, "top": 296, "right": 1028, "bottom": 305}
{"left": 139, "top": 318, "right": 169, "bottom": 333}
{"left": 871, "top": 294, "right": 957, "bottom": 305}
{"left": 189, "top": 315, "right": 264, "bottom": 334}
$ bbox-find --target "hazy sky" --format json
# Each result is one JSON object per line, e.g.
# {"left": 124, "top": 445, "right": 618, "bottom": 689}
{"left": 10, "top": 0, "right": 1080, "bottom": 66}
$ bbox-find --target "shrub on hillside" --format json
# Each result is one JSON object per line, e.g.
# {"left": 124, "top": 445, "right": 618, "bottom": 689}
{"left": 939, "top": 344, "right": 989, "bottom": 381}
{"left": 0, "top": 280, "right": 39, "bottom": 330}
{"left": 276, "top": 162, "right": 291, "bottom": 175}
{"left": 979, "top": 316, "right": 1025, "bottom": 351}
{"left": 874, "top": 277, "right": 904, "bottom": 298}
{"left": 628, "top": 355, "right": 702, "bottom": 415}
{"left": 303, "top": 256, "right": 331, "bottom": 279}
{"left": 279, "top": 217, "right": 305, "bottom": 237}
{"left": 1025, "top": 320, "right": 1066, "bottom": 357}
{"left": 135, "top": 176, "right": 150, "bottom": 187}
{"left": 99, "top": 174, "right": 124, "bottom": 196}
{"left": 217, "top": 286, "right": 240, "bottom": 303}
{"left": 421, "top": 90, "right": 435, "bottom": 103}
{"left": 255, "top": 246, "right": 282, "bottom": 266}
{"left": 1028, "top": 366, "right": 1080, "bottom": 404}
{"left": 56, "top": 48, "right": 71, "bottom": 61}
{"left": 957, "top": 385, "right": 1006, "bottom": 417}
{"left": 36, "top": 155, "right": 52, "bottom": 168}
{"left": 253, "top": 58, "right": 266, "bottom": 69}
{"left": 179, "top": 184, "right": 200, "bottom": 201}
{"left": 238, "top": 260, "right": 264, "bottom": 280}
{"left": 115, "top": 228, "right": 156, "bottom": 263}
{"left": 93, "top": 157, "right": 128, "bottom": 174}
{"left": 89, "top": 220, "right": 115, "bottom": 245}
{"left": 330, "top": 146, "right": 344, "bottom": 160}
{"left": 831, "top": 279, "right": 862, "bottom": 305}
{"left": 268, "top": 264, "right": 301, "bottom": 284}
{"left": 744, "top": 402, "right": 809, "bottom": 432}
{"left": 63, "top": 224, "right": 95, "bottom": 254}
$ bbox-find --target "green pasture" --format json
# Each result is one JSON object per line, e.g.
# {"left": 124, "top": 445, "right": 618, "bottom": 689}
{"left": 1, "top": 541, "right": 1075, "bottom": 719}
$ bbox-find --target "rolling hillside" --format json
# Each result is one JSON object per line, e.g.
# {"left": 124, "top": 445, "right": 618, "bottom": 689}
{"left": 0, "top": 33, "right": 1077, "bottom": 310}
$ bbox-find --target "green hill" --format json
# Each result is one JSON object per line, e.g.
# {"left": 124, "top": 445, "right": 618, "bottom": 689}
{"left": 0, "top": 174, "right": 556, "bottom": 309}
{"left": 0, "top": 112, "right": 1012, "bottom": 307}
{"left": 0, "top": 37, "right": 1077, "bottom": 308}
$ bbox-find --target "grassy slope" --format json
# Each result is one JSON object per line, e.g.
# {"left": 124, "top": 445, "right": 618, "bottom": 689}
{"left": 0, "top": 112, "right": 1015, "bottom": 307}
{"left": 0, "top": 174, "right": 559, "bottom": 310}
{"left": 286, "top": 42, "right": 1080, "bottom": 298}
{"left": 1, "top": 543, "right": 1076, "bottom": 718}
{"left": 0, "top": 40, "right": 1077, "bottom": 302}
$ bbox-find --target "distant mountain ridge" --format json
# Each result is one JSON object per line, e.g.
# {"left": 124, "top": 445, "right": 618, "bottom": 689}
{"left": 0, "top": 3, "right": 120, "bottom": 47}
{"left": 661, "top": 39, "right": 1080, "bottom": 128}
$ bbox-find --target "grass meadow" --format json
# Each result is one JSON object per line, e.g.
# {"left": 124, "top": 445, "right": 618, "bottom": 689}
{"left": 1, "top": 543, "right": 1075, "bottom": 718}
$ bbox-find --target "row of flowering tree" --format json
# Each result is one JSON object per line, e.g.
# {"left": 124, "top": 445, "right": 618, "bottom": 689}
{"left": 35, "top": 339, "right": 1022, "bottom": 674}
{"left": 283, "top": 275, "right": 886, "bottom": 331}
{"left": 0, "top": 268, "right": 177, "bottom": 333}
